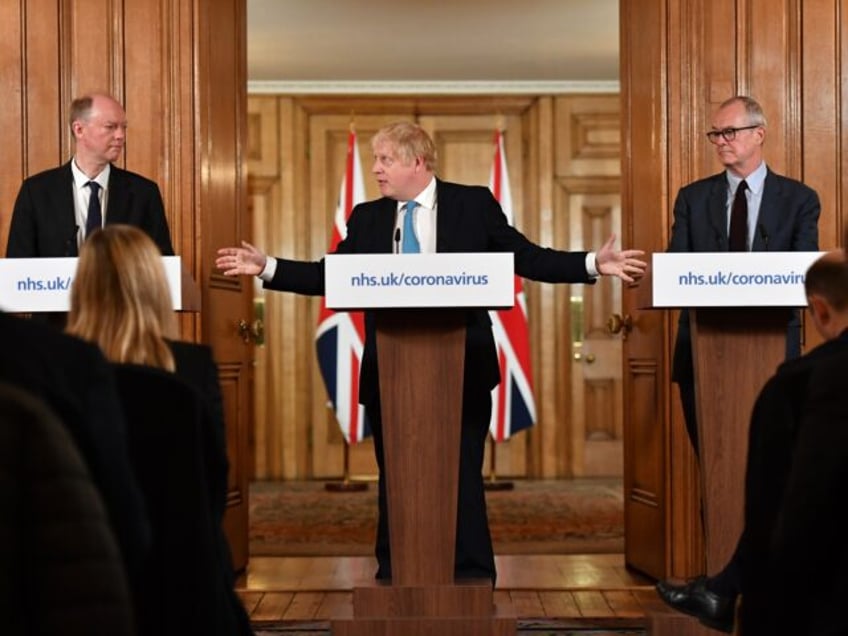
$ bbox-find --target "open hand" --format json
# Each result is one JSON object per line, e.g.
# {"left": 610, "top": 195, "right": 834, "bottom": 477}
{"left": 216, "top": 241, "right": 267, "bottom": 277}
{"left": 595, "top": 234, "right": 647, "bottom": 284}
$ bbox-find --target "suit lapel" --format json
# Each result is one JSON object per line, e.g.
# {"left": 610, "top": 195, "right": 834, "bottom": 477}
{"left": 707, "top": 174, "right": 729, "bottom": 250}
{"left": 106, "top": 166, "right": 131, "bottom": 224}
{"left": 434, "top": 180, "right": 458, "bottom": 253}
{"left": 56, "top": 163, "right": 79, "bottom": 255}
{"left": 753, "top": 170, "right": 781, "bottom": 251}
{"left": 375, "top": 198, "right": 397, "bottom": 253}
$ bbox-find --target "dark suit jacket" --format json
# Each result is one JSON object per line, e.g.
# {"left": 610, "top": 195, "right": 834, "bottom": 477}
{"left": 751, "top": 342, "right": 848, "bottom": 635}
{"left": 265, "top": 179, "right": 592, "bottom": 407}
{"left": 6, "top": 160, "right": 174, "bottom": 257}
{"left": 0, "top": 312, "right": 151, "bottom": 586}
{"left": 739, "top": 330, "right": 848, "bottom": 632}
{"left": 167, "top": 340, "right": 228, "bottom": 527}
{"left": 164, "top": 341, "right": 252, "bottom": 635}
{"left": 668, "top": 168, "right": 820, "bottom": 382}
{"left": 0, "top": 383, "right": 134, "bottom": 636}
{"left": 112, "top": 363, "right": 250, "bottom": 636}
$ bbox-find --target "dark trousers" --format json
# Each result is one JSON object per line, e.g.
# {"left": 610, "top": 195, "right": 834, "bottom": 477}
{"left": 367, "top": 383, "right": 496, "bottom": 583}
{"left": 677, "top": 380, "right": 741, "bottom": 598}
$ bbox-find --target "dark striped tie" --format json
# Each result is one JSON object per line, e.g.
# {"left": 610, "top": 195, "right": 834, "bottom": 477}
{"left": 729, "top": 180, "right": 748, "bottom": 251}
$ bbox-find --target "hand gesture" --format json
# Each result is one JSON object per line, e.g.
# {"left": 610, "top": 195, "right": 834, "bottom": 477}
{"left": 595, "top": 234, "right": 647, "bottom": 284}
{"left": 216, "top": 241, "right": 267, "bottom": 277}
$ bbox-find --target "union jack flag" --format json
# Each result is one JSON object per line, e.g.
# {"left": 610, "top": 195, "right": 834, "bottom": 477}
{"left": 314, "top": 129, "right": 370, "bottom": 444}
{"left": 488, "top": 130, "right": 537, "bottom": 441}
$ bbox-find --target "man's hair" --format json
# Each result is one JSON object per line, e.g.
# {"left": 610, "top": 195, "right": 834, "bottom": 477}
{"left": 371, "top": 122, "right": 438, "bottom": 171}
{"left": 69, "top": 95, "right": 95, "bottom": 130}
{"left": 720, "top": 95, "right": 768, "bottom": 128}
{"left": 67, "top": 224, "right": 177, "bottom": 371}
{"left": 805, "top": 252, "right": 848, "bottom": 311}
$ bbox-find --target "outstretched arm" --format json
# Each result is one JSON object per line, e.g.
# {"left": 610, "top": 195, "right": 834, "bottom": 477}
{"left": 594, "top": 234, "right": 647, "bottom": 283}
{"left": 216, "top": 241, "right": 268, "bottom": 277}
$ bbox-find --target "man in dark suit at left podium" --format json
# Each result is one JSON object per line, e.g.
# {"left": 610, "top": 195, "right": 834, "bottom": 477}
{"left": 6, "top": 93, "right": 174, "bottom": 258}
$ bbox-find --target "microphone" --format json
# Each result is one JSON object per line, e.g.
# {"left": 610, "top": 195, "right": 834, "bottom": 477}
{"left": 394, "top": 227, "right": 401, "bottom": 254}
{"left": 758, "top": 224, "right": 769, "bottom": 250}
{"left": 64, "top": 225, "right": 79, "bottom": 256}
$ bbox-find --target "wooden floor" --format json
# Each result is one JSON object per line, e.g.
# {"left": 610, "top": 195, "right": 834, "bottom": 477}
{"left": 236, "top": 554, "right": 664, "bottom": 628}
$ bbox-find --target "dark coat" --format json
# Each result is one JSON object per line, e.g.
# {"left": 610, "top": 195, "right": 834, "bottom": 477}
{"left": 0, "top": 383, "right": 134, "bottom": 635}
{"left": 753, "top": 343, "right": 848, "bottom": 635}
{"left": 0, "top": 312, "right": 151, "bottom": 585}
{"left": 6, "top": 161, "right": 174, "bottom": 257}
{"left": 114, "top": 353, "right": 252, "bottom": 636}
{"left": 739, "top": 330, "right": 848, "bottom": 632}
{"left": 266, "top": 178, "right": 593, "bottom": 408}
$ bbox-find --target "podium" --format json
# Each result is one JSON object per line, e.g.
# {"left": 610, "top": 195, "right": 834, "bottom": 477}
{"left": 0, "top": 256, "right": 200, "bottom": 312}
{"left": 324, "top": 253, "right": 516, "bottom": 636}
{"left": 641, "top": 252, "right": 820, "bottom": 634}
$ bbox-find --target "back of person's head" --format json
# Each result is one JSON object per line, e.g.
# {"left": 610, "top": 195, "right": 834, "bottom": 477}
{"left": 804, "top": 250, "right": 848, "bottom": 339}
{"left": 67, "top": 224, "right": 176, "bottom": 371}
{"left": 371, "top": 122, "right": 438, "bottom": 171}
{"left": 805, "top": 251, "right": 848, "bottom": 308}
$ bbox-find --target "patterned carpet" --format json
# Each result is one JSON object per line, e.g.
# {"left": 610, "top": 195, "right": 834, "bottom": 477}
{"left": 250, "top": 478, "right": 624, "bottom": 556}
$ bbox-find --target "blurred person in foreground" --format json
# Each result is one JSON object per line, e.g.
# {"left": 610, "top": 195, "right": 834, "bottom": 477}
{"left": 742, "top": 248, "right": 848, "bottom": 635}
{"left": 66, "top": 223, "right": 251, "bottom": 635}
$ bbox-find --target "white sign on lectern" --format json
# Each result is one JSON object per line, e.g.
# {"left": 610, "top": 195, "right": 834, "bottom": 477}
{"left": 652, "top": 252, "right": 823, "bottom": 307}
{"left": 0, "top": 256, "right": 184, "bottom": 312}
{"left": 325, "top": 253, "right": 515, "bottom": 310}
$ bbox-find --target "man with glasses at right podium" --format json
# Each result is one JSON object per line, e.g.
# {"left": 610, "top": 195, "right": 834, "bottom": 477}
{"left": 656, "top": 95, "right": 820, "bottom": 633}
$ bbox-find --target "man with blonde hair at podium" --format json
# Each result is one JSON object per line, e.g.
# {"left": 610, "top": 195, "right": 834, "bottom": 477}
{"left": 658, "top": 95, "right": 820, "bottom": 632}
{"left": 217, "top": 121, "right": 646, "bottom": 584}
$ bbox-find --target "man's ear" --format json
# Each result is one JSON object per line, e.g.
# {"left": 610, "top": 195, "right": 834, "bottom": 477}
{"left": 808, "top": 294, "right": 831, "bottom": 328}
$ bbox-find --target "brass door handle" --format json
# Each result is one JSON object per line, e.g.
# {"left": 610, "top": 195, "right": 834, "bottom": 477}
{"left": 238, "top": 318, "right": 265, "bottom": 344}
{"left": 573, "top": 352, "right": 597, "bottom": 363}
{"left": 607, "top": 313, "right": 632, "bottom": 336}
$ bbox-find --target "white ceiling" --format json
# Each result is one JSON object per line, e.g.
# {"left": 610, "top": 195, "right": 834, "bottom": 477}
{"left": 247, "top": 0, "right": 619, "bottom": 92}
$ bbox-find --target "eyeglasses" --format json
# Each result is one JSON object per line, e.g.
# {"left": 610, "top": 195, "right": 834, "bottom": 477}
{"left": 706, "top": 125, "right": 761, "bottom": 143}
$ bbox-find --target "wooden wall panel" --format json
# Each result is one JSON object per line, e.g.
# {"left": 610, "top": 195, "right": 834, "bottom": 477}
{"left": 67, "top": 0, "right": 120, "bottom": 97}
{"left": 801, "top": 0, "right": 843, "bottom": 250}
{"left": 0, "top": 1, "right": 24, "bottom": 249}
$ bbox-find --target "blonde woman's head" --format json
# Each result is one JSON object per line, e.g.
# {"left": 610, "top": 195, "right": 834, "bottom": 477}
{"left": 67, "top": 224, "right": 176, "bottom": 370}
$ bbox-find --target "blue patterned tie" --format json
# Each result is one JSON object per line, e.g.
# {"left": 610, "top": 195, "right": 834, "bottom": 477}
{"left": 401, "top": 201, "right": 420, "bottom": 253}
{"left": 85, "top": 181, "right": 102, "bottom": 238}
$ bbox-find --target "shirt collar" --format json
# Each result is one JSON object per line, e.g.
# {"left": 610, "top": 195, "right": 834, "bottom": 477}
{"left": 397, "top": 175, "right": 437, "bottom": 210}
{"left": 726, "top": 161, "right": 767, "bottom": 195}
{"left": 71, "top": 159, "right": 110, "bottom": 191}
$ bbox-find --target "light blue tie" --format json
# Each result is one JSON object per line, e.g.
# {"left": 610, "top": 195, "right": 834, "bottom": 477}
{"left": 401, "top": 201, "right": 420, "bottom": 253}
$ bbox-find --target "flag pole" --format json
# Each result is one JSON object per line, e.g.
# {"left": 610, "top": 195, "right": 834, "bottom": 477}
{"left": 484, "top": 433, "right": 514, "bottom": 491}
{"left": 325, "top": 439, "right": 368, "bottom": 492}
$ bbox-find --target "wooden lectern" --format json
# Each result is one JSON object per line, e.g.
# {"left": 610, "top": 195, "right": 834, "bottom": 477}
{"left": 324, "top": 253, "right": 516, "bottom": 636}
{"left": 640, "top": 251, "right": 819, "bottom": 635}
